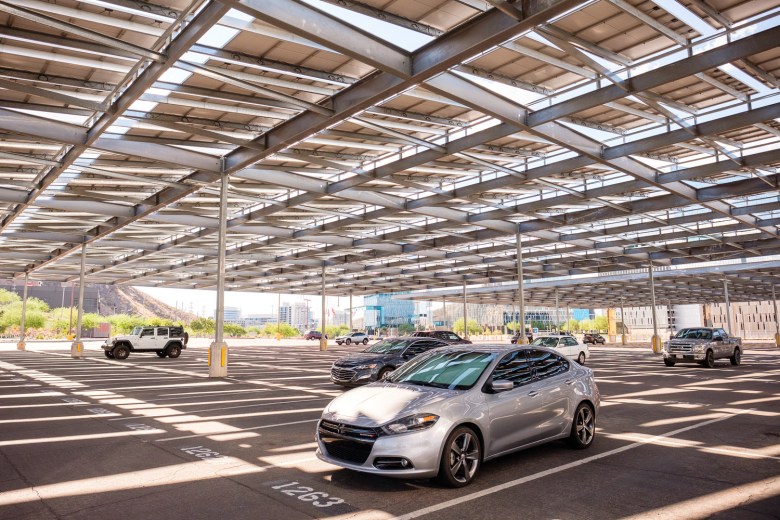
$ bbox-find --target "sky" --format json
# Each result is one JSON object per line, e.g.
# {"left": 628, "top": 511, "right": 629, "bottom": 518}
{"left": 137, "top": 286, "right": 365, "bottom": 319}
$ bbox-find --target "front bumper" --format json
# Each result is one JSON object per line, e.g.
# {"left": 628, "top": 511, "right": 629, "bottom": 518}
{"left": 664, "top": 351, "right": 706, "bottom": 361}
{"left": 315, "top": 422, "right": 447, "bottom": 479}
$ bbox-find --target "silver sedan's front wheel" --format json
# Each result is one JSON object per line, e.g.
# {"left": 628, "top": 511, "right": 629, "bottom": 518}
{"left": 438, "top": 426, "right": 481, "bottom": 487}
{"left": 569, "top": 403, "right": 595, "bottom": 449}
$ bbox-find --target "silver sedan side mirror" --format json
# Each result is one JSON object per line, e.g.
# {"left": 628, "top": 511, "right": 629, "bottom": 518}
{"left": 489, "top": 380, "right": 514, "bottom": 393}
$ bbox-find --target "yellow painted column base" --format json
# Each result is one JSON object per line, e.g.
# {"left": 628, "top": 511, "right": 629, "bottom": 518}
{"left": 775, "top": 333, "right": 780, "bottom": 347}
{"left": 16, "top": 340, "right": 26, "bottom": 351}
{"left": 651, "top": 334, "right": 663, "bottom": 354}
{"left": 70, "top": 340, "right": 84, "bottom": 358}
{"left": 208, "top": 341, "right": 228, "bottom": 377}
{"left": 320, "top": 338, "right": 328, "bottom": 351}
{"left": 621, "top": 334, "right": 628, "bottom": 346}
{"left": 275, "top": 332, "right": 282, "bottom": 341}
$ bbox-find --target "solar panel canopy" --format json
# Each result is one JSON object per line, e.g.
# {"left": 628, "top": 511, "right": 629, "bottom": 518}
{"left": 0, "top": 0, "right": 778, "bottom": 307}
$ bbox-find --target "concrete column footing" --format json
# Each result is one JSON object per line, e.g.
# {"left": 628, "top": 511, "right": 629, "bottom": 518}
{"left": 209, "top": 341, "right": 228, "bottom": 377}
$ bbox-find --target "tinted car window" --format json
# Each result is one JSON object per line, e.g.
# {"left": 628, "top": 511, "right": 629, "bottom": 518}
{"left": 157, "top": 327, "right": 168, "bottom": 336}
{"left": 364, "top": 339, "right": 408, "bottom": 354}
{"left": 140, "top": 327, "right": 154, "bottom": 337}
{"left": 404, "top": 340, "right": 442, "bottom": 356}
{"left": 674, "top": 328, "right": 712, "bottom": 340}
{"left": 528, "top": 349, "right": 569, "bottom": 380}
{"left": 443, "top": 333, "right": 461, "bottom": 341}
{"left": 563, "top": 337, "right": 578, "bottom": 347}
{"left": 491, "top": 350, "right": 532, "bottom": 387}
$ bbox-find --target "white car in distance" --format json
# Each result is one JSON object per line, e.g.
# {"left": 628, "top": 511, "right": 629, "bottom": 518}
{"left": 530, "top": 335, "right": 589, "bottom": 365}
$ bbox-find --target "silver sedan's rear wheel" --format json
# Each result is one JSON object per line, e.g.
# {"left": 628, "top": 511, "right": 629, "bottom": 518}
{"left": 438, "top": 426, "right": 481, "bottom": 487}
{"left": 569, "top": 403, "right": 595, "bottom": 449}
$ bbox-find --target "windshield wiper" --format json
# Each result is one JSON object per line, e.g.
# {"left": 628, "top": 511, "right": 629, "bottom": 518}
{"left": 401, "top": 380, "right": 450, "bottom": 388}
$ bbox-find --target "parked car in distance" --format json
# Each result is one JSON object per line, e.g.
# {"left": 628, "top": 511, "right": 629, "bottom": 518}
{"left": 531, "top": 335, "right": 589, "bottom": 365}
{"left": 304, "top": 330, "right": 327, "bottom": 340}
{"left": 102, "top": 326, "right": 188, "bottom": 360}
{"left": 335, "top": 332, "right": 370, "bottom": 345}
{"left": 663, "top": 327, "right": 742, "bottom": 368}
{"left": 510, "top": 330, "right": 534, "bottom": 344}
{"left": 583, "top": 333, "right": 606, "bottom": 345}
{"left": 410, "top": 330, "right": 471, "bottom": 344}
{"left": 317, "top": 344, "right": 599, "bottom": 487}
{"left": 330, "top": 337, "right": 449, "bottom": 386}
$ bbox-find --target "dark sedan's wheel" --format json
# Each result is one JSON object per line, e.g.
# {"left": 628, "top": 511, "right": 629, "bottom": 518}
{"left": 730, "top": 348, "right": 741, "bottom": 366}
{"left": 362, "top": 338, "right": 369, "bottom": 345}
{"left": 438, "top": 426, "right": 481, "bottom": 488}
{"left": 104, "top": 350, "right": 114, "bottom": 359}
{"left": 569, "top": 403, "right": 596, "bottom": 449}
{"left": 112, "top": 344, "right": 130, "bottom": 360}
{"left": 702, "top": 349, "right": 715, "bottom": 368}
{"left": 167, "top": 344, "right": 182, "bottom": 358}
{"left": 156, "top": 351, "right": 166, "bottom": 358}
{"left": 664, "top": 358, "right": 675, "bottom": 367}
{"left": 577, "top": 352, "right": 586, "bottom": 365}
{"left": 377, "top": 367, "right": 394, "bottom": 380}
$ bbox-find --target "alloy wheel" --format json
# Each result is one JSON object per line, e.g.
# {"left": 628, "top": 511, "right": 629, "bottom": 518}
{"left": 449, "top": 432, "right": 480, "bottom": 484}
{"left": 575, "top": 406, "right": 595, "bottom": 446}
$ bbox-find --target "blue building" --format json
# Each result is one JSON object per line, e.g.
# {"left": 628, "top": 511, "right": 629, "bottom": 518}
{"left": 363, "top": 293, "right": 415, "bottom": 329}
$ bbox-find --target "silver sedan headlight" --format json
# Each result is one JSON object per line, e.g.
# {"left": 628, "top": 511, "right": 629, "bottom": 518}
{"left": 381, "top": 413, "right": 439, "bottom": 435}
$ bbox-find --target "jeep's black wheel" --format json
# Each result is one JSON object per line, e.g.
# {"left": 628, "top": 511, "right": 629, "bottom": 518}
{"left": 730, "top": 348, "right": 741, "bottom": 366}
{"left": 182, "top": 332, "right": 189, "bottom": 345}
{"left": 167, "top": 344, "right": 182, "bottom": 358}
{"left": 664, "top": 358, "right": 675, "bottom": 367}
{"left": 112, "top": 344, "right": 130, "bottom": 360}
{"left": 156, "top": 351, "right": 166, "bottom": 358}
{"left": 104, "top": 350, "right": 114, "bottom": 359}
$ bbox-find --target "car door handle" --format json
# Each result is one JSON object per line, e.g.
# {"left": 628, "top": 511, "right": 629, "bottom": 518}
{"left": 564, "top": 379, "right": 575, "bottom": 385}
{"left": 528, "top": 390, "right": 539, "bottom": 397}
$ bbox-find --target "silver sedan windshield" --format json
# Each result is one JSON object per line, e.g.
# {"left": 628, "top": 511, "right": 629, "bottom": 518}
{"left": 387, "top": 351, "right": 496, "bottom": 390}
{"left": 531, "top": 337, "right": 558, "bottom": 348}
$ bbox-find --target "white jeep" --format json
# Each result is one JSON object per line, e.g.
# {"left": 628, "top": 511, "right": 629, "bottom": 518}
{"left": 102, "top": 326, "right": 188, "bottom": 360}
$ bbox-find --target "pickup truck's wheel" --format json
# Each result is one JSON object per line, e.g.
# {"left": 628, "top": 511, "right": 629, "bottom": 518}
{"left": 702, "top": 349, "right": 715, "bottom": 368}
{"left": 166, "top": 344, "right": 182, "bottom": 358}
{"left": 730, "top": 347, "right": 741, "bottom": 366}
{"left": 345, "top": 339, "right": 352, "bottom": 345}
{"left": 104, "top": 350, "right": 114, "bottom": 359}
{"left": 112, "top": 344, "right": 130, "bottom": 360}
{"left": 663, "top": 358, "right": 675, "bottom": 367}
{"left": 362, "top": 338, "right": 369, "bottom": 345}
{"left": 577, "top": 352, "right": 586, "bottom": 365}
{"left": 156, "top": 351, "right": 166, "bottom": 358}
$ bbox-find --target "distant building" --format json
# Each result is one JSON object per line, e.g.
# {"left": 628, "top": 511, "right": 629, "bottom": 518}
{"left": 239, "top": 313, "right": 275, "bottom": 327}
{"left": 291, "top": 302, "right": 309, "bottom": 331}
{"left": 218, "top": 306, "right": 241, "bottom": 323}
{"left": 364, "top": 293, "right": 415, "bottom": 329}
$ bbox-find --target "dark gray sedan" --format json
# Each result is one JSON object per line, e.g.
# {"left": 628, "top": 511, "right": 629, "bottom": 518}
{"left": 330, "top": 337, "right": 449, "bottom": 386}
{"left": 318, "top": 344, "right": 599, "bottom": 487}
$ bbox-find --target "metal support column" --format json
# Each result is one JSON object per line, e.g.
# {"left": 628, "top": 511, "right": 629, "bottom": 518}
{"left": 723, "top": 278, "right": 732, "bottom": 335}
{"left": 554, "top": 288, "right": 559, "bottom": 333}
{"left": 17, "top": 273, "right": 28, "bottom": 350}
{"left": 209, "top": 174, "right": 229, "bottom": 377}
{"left": 620, "top": 296, "right": 627, "bottom": 345}
{"left": 320, "top": 265, "right": 327, "bottom": 351}
{"left": 70, "top": 243, "right": 86, "bottom": 358}
{"left": 649, "top": 263, "right": 661, "bottom": 353}
{"left": 516, "top": 232, "right": 527, "bottom": 344}
{"left": 276, "top": 293, "right": 281, "bottom": 340}
{"left": 462, "top": 281, "right": 468, "bottom": 340}
{"left": 349, "top": 290, "right": 353, "bottom": 331}
{"left": 442, "top": 296, "right": 447, "bottom": 329}
{"left": 772, "top": 285, "right": 779, "bottom": 347}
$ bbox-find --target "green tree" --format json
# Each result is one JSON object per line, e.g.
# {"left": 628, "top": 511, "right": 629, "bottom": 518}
{"left": 561, "top": 319, "right": 580, "bottom": 332}
{"left": 324, "top": 324, "right": 350, "bottom": 338}
{"left": 224, "top": 323, "right": 246, "bottom": 337}
{"left": 190, "top": 317, "right": 216, "bottom": 335}
{"left": 261, "top": 322, "right": 299, "bottom": 338}
{"left": 452, "top": 318, "right": 482, "bottom": 335}
{"left": 398, "top": 323, "right": 415, "bottom": 334}
{"left": 579, "top": 319, "right": 594, "bottom": 332}
{"left": 593, "top": 315, "right": 608, "bottom": 332}
{"left": 0, "top": 288, "right": 20, "bottom": 305}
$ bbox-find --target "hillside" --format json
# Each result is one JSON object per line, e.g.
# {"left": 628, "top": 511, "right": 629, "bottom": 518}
{"left": 98, "top": 285, "right": 198, "bottom": 323}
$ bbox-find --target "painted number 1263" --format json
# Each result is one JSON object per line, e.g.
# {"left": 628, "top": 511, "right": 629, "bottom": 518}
{"left": 271, "top": 481, "right": 345, "bottom": 508}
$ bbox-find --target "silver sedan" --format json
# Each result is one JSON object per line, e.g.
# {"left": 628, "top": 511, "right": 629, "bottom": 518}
{"left": 316, "top": 344, "right": 599, "bottom": 487}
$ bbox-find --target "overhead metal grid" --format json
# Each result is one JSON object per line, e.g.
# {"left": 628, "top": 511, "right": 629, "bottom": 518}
{"left": 0, "top": 0, "right": 778, "bottom": 305}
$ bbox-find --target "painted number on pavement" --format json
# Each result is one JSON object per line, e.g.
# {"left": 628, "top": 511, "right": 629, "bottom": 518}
{"left": 271, "top": 481, "right": 346, "bottom": 508}
{"left": 180, "top": 445, "right": 224, "bottom": 460}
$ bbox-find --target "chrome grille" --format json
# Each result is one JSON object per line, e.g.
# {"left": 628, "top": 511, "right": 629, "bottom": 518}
{"left": 331, "top": 366, "right": 356, "bottom": 381}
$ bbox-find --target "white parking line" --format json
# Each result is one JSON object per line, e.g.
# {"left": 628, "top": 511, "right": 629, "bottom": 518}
{"left": 383, "top": 410, "right": 750, "bottom": 520}
{"left": 156, "top": 418, "right": 320, "bottom": 442}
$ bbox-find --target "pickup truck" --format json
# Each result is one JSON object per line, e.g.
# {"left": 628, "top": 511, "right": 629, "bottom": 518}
{"left": 663, "top": 327, "right": 742, "bottom": 368}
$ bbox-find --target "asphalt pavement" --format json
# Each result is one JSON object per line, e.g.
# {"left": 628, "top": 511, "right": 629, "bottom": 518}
{"left": 1, "top": 341, "right": 778, "bottom": 519}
